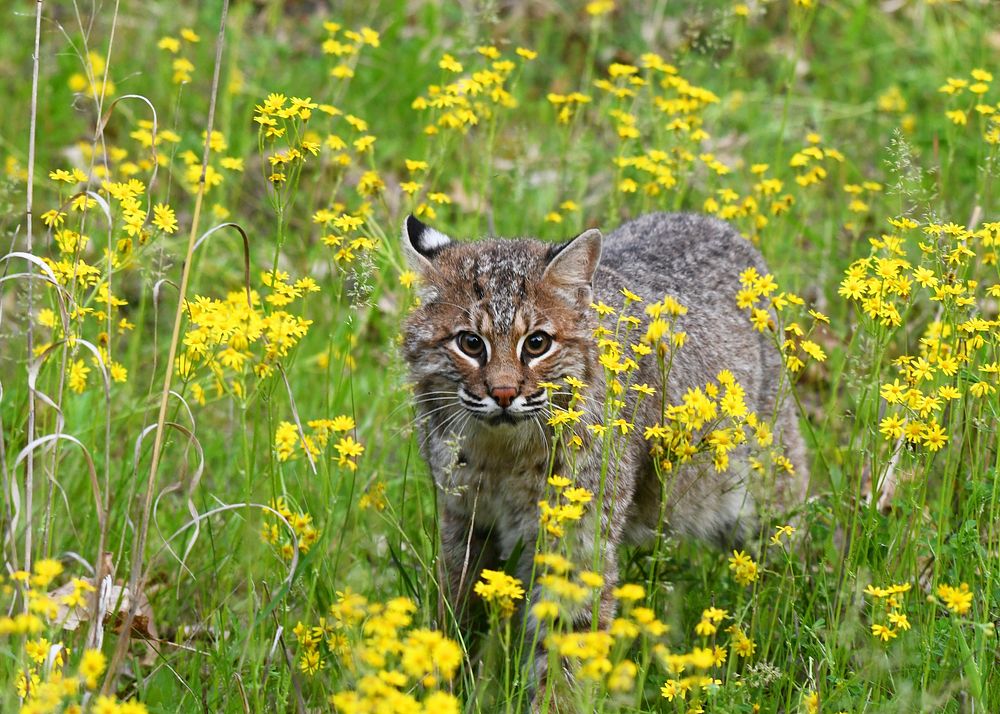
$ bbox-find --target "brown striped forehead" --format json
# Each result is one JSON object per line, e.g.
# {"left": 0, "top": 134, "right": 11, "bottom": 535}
{"left": 449, "top": 241, "right": 550, "bottom": 333}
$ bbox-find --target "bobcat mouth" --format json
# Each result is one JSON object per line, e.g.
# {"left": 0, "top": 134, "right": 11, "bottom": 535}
{"left": 458, "top": 387, "right": 548, "bottom": 424}
{"left": 477, "top": 406, "right": 547, "bottom": 427}
{"left": 485, "top": 412, "right": 523, "bottom": 425}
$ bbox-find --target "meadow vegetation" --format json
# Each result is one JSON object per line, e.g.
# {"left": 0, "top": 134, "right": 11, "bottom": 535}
{"left": 0, "top": 0, "right": 998, "bottom": 711}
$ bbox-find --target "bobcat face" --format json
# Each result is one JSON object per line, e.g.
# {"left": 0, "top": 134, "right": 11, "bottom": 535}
{"left": 401, "top": 216, "right": 602, "bottom": 427}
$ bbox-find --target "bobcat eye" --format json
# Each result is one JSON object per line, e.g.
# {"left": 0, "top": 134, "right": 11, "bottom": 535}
{"left": 523, "top": 331, "right": 552, "bottom": 359}
{"left": 456, "top": 332, "right": 486, "bottom": 359}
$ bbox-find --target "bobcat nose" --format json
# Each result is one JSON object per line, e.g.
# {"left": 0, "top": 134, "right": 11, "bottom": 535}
{"left": 490, "top": 386, "right": 517, "bottom": 408}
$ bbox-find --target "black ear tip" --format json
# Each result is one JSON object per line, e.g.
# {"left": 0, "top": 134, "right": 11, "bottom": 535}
{"left": 405, "top": 214, "right": 427, "bottom": 242}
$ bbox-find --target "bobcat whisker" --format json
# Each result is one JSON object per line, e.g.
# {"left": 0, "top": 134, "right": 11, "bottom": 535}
{"left": 387, "top": 391, "right": 459, "bottom": 420}
{"left": 530, "top": 413, "right": 550, "bottom": 446}
{"left": 393, "top": 402, "right": 462, "bottom": 441}
{"left": 413, "top": 402, "right": 463, "bottom": 422}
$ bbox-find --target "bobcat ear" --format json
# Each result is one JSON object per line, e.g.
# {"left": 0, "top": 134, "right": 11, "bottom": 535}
{"left": 402, "top": 214, "right": 452, "bottom": 272}
{"left": 543, "top": 228, "right": 603, "bottom": 290}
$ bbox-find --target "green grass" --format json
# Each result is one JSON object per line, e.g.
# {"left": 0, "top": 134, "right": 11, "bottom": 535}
{"left": 1, "top": 0, "right": 998, "bottom": 712}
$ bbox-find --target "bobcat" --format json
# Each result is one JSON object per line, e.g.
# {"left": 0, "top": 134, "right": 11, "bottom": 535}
{"left": 400, "top": 211, "right": 807, "bottom": 657}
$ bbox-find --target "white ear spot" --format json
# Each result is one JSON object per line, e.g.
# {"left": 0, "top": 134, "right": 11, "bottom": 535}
{"left": 402, "top": 214, "right": 454, "bottom": 273}
{"left": 419, "top": 227, "right": 451, "bottom": 251}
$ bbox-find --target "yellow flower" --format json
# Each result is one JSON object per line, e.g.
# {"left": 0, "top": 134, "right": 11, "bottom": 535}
{"left": 532, "top": 601, "right": 560, "bottom": 620}
{"left": 439, "top": 53, "right": 463, "bottom": 73}
{"left": 888, "top": 611, "right": 911, "bottom": 631}
{"left": 158, "top": 36, "right": 180, "bottom": 53}
{"left": 750, "top": 308, "right": 770, "bottom": 332}
{"left": 335, "top": 435, "right": 364, "bottom": 470}
{"left": 921, "top": 421, "right": 948, "bottom": 451}
{"left": 68, "top": 359, "right": 90, "bottom": 394}
{"left": 945, "top": 109, "right": 968, "bottom": 126}
{"left": 298, "top": 648, "right": 324, "bottom": 675}
{"left": 732, "top": 631, "right": 756, "bottom": 657}
{"left": 800, "top": 340, "right": 827, "bottom": 362}
{"left": 936, "top": 582, "right": 972, "bottom": 615}
{"left": 41, "top": 209, "right": 67, "bottom": 227}
{"left": 612, "top": 583, "right": 644, "bottom": 601}
{"left": 474, "top": 569, "right": 525, "bottom": 616}
{"left": 25, "top": 637, "right": 50, "bottom": 663}
{"left": 871, "top": 623, "right": 897, "bottom": 642}
{"left": 563, "top": 487, "right": 593, "bottom": 504}
{"left": 547, "top": 474, "right": 571, "bottom": 488}
{"left": 152, "top": 203, "right": 178, "bottom": 233}
{"left": 660, "top": 679, "right": 682, "bottom": 701}
{"left": 695, "top": 619, "right": 717, "bottom": 636}
{"left": 728, "top": 550, "right": 759, "bottom": 586}
{"left": 586, "top": 0, "right": 615, "bottom": 16}
{"left": 353, "top": 135, "right": 376, "bottom": 152}
{"left": 274, "top": 421, "right": 299, "bottom": 461}
{"left": 591, "top": 302, "right": 616, "bottom": 318}
{"left": 79, "top": 648, "right": 106, "bottom": 688}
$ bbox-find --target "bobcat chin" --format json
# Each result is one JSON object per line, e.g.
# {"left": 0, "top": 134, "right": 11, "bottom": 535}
{"left": 400, "top": 211, "right": 807, "bottom": 697}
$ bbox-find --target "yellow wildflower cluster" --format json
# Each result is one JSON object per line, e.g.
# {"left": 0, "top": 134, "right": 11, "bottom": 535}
{"left": 37, "top": 171, "right": 183, "bottom": 390}
{"left": 702, "top": 162, "right": 796, "bottom": 243}
{"left": 842, "top": 218, "right": 1000, "bottom": 454}
{"left": 841, "top": 217, "right": 994, "bottom": 327}
{"left": 658, "top": 646, "right": 722, "bottom": 704}
{"left": 532, "top": 553, "right": 595, "bottom": 617}
{"left": 0, "top": 563, "right": 147, "bottom": 714}
{"left": 156, "top": 27, "right": 202, "bottom": 83}
{"left": 405, "top": 47, "right": 535, "bottom": 219}
{"left": 597, "top": 54, "right": 722, "bottom": 201}
{"left": 585, "top": 292, "right": 658, "bottom": 443}
{"left": 728, "top": 549, "right": 759, "bottom": 586}
{"left": 534, "top": 565, "right": 669, "bottom": 696}
{"left": 543, "top": 199, "right": 581, "bottom": 225}
{"left": 177, "top": 270, "right": 317, "bottom": 401}
{"left": 738, "top": 265, "right": 828, "bottom": 375}
{"left": 172, "top": 129, "right": 243, "bottom": 195}
{"left": 644, "top": 369, "right": 786, "bottom": 476}
{"left": 865, "top": 582, "right": 912, "bottom": 642}
{"left": 537, "top": 474, "right": 593, "bottom": 538}
{"left": 320, "top": 21, "right": 380, "bottom": 80}
{"left": 261, "top": 496, "right": 321, "bottom": 559}
{"left": 273, "top": 414, "right": 362, "bottom": 470}
{"left": 297, "top": 591, "right": 463, "bottom": 713}
{"left": 842, "top": 179, "right": 884, "bottom": 216}
{"left": 940, "top": 68, "right": 1000, "bottom": 144}
{"left": 254, "top": 93, "right": 326, "bottom": 185}
{"left": 547, "top": 90, "right": 593, "bottom": 125}
{"left": 660, "top": 608, "right": 761, "bottom": 706}
{"left": 788, "top": 133, "right": 845, "bottom": 188}
{"left": 541, "top": 375, "right": 590, "bottom": 450}
{"left": 411, "top": 46, "right": 536, "bottom": 136}
{"left": 314, "top": 207, "right": 378, "bottom": 264}
{"left": 936, "top": 582, "right": 973, "bottom": 616}
{"left": 473, "top": 569, "right": 525, "bottom": 617}
{"left": 67, "top": 51, "right": 116, "bottom": 97}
